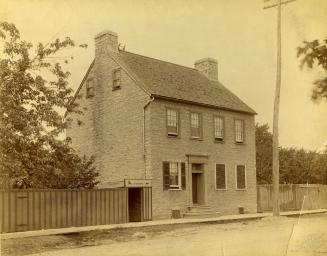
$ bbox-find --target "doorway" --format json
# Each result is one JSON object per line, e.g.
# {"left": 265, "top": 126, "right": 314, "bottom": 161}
{"left": 191, "top": 164, "right": 205, "bottom": 205}
{"left": 128, "top": 188, "right": 142, "bottom": 222}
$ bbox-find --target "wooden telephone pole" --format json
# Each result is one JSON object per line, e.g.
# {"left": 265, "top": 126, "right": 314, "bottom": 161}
{"left": 263, "top": 0, "right": 296, "bottom": 216}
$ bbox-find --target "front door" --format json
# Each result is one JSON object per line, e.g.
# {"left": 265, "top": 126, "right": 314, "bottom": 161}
{"left": 191, "top": 164, "right": 205, "bottom": 205}
{"left": 192, "top": 173, "right": 198, "bottom": 204}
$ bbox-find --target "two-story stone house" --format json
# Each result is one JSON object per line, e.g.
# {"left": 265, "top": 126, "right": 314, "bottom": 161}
{"left": 66, "top": 30, "right": 257, "bottom": 220}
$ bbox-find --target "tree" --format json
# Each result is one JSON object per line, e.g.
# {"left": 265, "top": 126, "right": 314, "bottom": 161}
{"left": 297, "top": 37, "right": 327, "bottom": 102}
{"left": 255, "top": 123, "right": 327, "bottom": 185}
{"left": 255, "top": 123, "right": 273, "bottom": 184}
{"left": 0, "top": 21, "right": 99, "bottom": 189}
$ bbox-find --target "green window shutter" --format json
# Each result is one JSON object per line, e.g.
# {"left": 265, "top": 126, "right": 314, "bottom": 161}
{"left": 181, "top": 162, "right": 186, "bottom": 190}
{"left": 216, "top": 164, "right": 226, "bottom": 189}
{"left": 237, "top": 165, "right": 246, "bottom": 189}
{"left": 163, "top": 162, "right": 170, "bottom": 190}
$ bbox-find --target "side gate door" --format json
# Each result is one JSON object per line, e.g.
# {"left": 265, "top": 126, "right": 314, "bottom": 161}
{"left": 141, "top": 187, "right": 152, "bottom": 221}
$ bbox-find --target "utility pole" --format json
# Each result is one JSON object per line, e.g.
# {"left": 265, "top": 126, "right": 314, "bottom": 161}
{"left": 263, "top": 0, "right": 296, "bottom": 216}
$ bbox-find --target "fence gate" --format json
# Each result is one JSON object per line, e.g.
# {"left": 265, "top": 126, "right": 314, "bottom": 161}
{"left": 141, "top": 187, "right": 152, "bottom": 221}
{"left": 125, "top": 179, "right": 152, "bottom": 222}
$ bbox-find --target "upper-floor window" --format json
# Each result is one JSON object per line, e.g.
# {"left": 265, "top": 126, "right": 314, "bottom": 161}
{"left": 214, "top": 116, "right": 224, "bottom": 142}
{"left": 167, "top": 108, "right": 179, "bottom": 137}
{"left": 86, "top": 79, "right": 94, "bottom": 98}
{"left": 236, "top": 165, "right": 246, "bottom": 189}
{"left": 190, "top": 112, "right": 202, "bottom": 138}
{"left": 112, "top": 68, "right": 121, "bottom": 90}
{"left": 235, "top": 119, "right": 244, "bottom": 143}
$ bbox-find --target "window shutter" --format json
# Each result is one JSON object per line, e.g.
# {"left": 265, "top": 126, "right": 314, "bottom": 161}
{"left": 237, "top": 165, "right": 246, "bottom": 189}
{"left": 163, "top": 162, "right": 170, "bottom": 190}
{"left": 216, "top": 164, "right": 226, "bottom": 189}
{"left": 181, "top": 162, "right": 186, "bottom": 190}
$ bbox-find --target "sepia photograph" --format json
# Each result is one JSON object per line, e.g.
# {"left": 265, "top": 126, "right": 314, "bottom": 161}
{"left": 0, "top": 0, "right": 326, "bottom": 255}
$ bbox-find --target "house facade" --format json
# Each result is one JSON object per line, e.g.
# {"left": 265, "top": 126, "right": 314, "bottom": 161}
{"left": 66, "top": 30, "right": 257, "bottom": 220}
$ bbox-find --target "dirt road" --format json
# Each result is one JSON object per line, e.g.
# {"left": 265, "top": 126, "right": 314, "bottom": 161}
{"left": 2, "top": 213, "right": 327, "bottom": 256}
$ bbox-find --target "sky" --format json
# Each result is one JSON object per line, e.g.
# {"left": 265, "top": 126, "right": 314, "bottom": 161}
{"left": 1, "top": 0, "right": 326, "bottom": 151}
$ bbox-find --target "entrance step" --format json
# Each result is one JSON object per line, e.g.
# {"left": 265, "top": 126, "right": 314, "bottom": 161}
{"left": 187, "top": 205, "right": 211, "bottom": 212}
{"left": 184, "top": 205, "right": 221, "bottom": 219}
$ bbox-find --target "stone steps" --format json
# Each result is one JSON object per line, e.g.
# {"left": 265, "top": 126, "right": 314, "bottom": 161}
{"left": 184, "top": 205, "right": 221, "bottom": 219}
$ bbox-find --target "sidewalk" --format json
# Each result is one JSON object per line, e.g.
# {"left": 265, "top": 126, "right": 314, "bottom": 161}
{"left": 1, "top": 209, "right": 326, "bottom": 240}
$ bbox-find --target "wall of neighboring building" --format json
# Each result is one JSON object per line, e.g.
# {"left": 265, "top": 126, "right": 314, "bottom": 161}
{"left": 147, "top": 99, "right": 257, "bottom": 219}
{"left": 66, "top": 53, "right": 151, "bottom": 188}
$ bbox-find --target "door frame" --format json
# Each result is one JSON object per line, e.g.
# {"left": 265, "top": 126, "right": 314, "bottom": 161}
{"left": 187, "top": 154, "right": 209, "bottom": 206}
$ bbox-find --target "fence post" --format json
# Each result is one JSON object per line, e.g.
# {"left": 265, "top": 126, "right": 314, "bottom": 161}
{"left": 257, "top": 186, "right": 261, "bottom": 213}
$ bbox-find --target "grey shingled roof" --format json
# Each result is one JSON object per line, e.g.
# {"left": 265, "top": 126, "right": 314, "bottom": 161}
{"left": 118, "top": 51, "right": 256, "bottom": 115}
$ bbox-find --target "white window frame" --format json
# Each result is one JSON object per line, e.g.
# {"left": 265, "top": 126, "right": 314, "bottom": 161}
{"left": 235, "top": 164, "right": 247, "bottom": 190}
{"left": 214, "top": 116, "right": 224, "bottom": 142}
{"left": 169, "top": 162, "right": 182, "bottom": 190}
{"left": 235, "top": 119, "right": 245, "bottom": 143}
{"left": 215, "top": 163, "right": 227, "bottom": 190}
{"left": 166, "top": 108, "right": 179, "bottom": 137}
{"left": 190, "top": 112, "right": 202, "bottom": 139}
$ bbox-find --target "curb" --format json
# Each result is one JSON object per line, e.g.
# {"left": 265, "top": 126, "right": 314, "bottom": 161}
{"left": 1, "top": 209, "right": 326, "bottom": 240}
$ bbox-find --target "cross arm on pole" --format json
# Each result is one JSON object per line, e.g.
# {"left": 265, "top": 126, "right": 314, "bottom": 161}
{"left": 263, "top": 0, "right": 296, "bottom": 9}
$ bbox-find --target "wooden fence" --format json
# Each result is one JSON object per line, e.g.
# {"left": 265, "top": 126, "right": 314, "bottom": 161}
{"left": 257, "top": 184, "right": 327, "bottom": 212}
{"left": 0, "top": 188, "right": 129, "bottom": 233}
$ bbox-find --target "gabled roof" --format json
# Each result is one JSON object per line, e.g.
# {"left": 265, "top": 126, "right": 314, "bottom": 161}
{"left": 116, "top": 51, "right": 256, "bottom": 115}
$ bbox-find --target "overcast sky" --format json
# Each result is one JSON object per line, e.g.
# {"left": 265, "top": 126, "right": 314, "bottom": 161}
{"left": 1, "top": 0, "right": 326, "bottom": 151}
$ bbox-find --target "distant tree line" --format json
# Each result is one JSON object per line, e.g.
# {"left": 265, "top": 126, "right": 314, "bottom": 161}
{"left": 256, "top": 123, "right": 327, "bottom": 185}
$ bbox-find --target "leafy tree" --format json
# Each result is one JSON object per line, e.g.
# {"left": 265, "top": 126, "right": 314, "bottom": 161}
{"left": 0, "top": 21, "right": 99, "bottom": 189}
{"left": 255, "top": 123, "right": 273, "bottom": 184}
{"left": 255, "top": 123, "right": 327, "bottom": 184}
{"left": 297, "top": 37, "right": 327, "bottom": 102}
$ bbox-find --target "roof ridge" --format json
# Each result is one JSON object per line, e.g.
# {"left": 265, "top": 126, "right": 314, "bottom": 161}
{"left": 121, "top": 50, "right": 198, "bottom": 71}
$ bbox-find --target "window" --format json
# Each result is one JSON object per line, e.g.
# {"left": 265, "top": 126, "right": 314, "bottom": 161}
{"left": 163, "top": 162, "right": 186, "bottom": 190}
{"left": 214, "top": 116, "right": 224, "bottom": 142}
{"left": 236, "top": 165, "right": 246, "bottom": 189}
{"left": 169, "top": 162, "right": 179, "bottom": 188}
{"left": 235, "top": 119, "right": 244, "bottom": 143}
{"left": 167, "top": 108, "right": 179, "bottom": 136}
{"left": 216, "top": 164, "right": 226, "bottom": 190}
{"left": 190, "top": 112, "right": 202, "bottom": 138}
{"left": 112, "top": 68, "right": 121, "bottom": 90}
{"left": 86, "top": 79, "right": 94, "bottom": 98}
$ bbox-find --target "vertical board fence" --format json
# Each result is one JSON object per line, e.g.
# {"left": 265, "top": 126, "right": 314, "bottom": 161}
{"left": 142, "top": 187, "right": 152, "bottom": 221}
{"left": 0, "top": 188, "right": 128, "bottom": 233}
{"left": 257, "top": 184, "right": 327, "bottom": 212}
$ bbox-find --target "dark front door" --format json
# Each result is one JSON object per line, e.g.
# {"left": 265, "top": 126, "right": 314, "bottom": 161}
{"left": 192, "top": 173, "right": 198, "bottom": 204}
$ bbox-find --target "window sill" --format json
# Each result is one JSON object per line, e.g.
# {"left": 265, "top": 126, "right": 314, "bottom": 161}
{"left": 235, "top": 141, "right": 245, "bottom": 145}
{"left": 215, "top": 188, "right": 227, "bottom": 191}
{"left": 214, "top": 139, "right": 225, "bottom": 144}
{"left": 190, "top": 137, "right": 203, "bottom": 141}
{"left": 112, "top": 86, "right": 121, "bottom": 91}
{"left": 167, "top": 134, "right": 179, "bottom": 139}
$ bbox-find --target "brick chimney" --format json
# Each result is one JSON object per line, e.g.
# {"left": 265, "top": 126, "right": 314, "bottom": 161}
{"left": 94, "top": 30, "right": 118, "bottom": 56}
{"left": 194, "top": 57, "right": 218, "bottom": 81}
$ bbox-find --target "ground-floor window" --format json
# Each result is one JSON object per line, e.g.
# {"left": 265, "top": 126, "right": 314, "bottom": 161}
{"left": 215, "top": 164, "right": 226, "bottom": 190}
{"left": 236, "top": 165, "right": 246, "bottom": 189}
{"left": 163, "top": 162, "right": 186, "bottom": 190}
